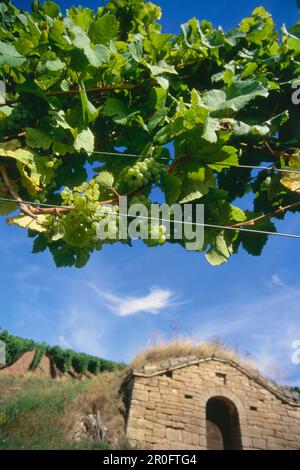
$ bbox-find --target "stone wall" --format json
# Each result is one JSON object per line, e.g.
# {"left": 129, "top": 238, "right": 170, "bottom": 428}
{"left": 125, "top": 357, "right": 300, "bottom": 450}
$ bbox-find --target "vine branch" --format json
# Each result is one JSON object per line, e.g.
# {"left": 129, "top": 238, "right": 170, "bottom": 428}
{"left": 44, "top": 84, "right": 135, "bottom": 97}
{"left": 0, "top": 165, "right": 37, "bottom": 218}
{"left": 231, "top": 200, "right": 300, "bottom": 228}
{"left": 0, "top": 165, "right": 73, "bottom": 218}
{"left": 167, "top": 155, "right": 189, "bottom": 174}
{"left": 240, "top": 142, "right": 297, "bottom": 159}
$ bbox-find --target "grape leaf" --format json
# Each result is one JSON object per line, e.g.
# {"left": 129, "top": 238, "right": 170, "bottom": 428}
{"left": 89, "top": 14, "right": 119, "bottom": 45}
{"left": 202, "top": 117, "right": 220, "bottom": 143}
{"left": 49, "top": 241, "right": 76, "bottom": 267}
{"left": 26, "top": 128, "right": 53, "bottom": 150}
{"left": 45, "top": 58, "right": 65, "bottom": 71}
{"left": 239, "top": 219, "right": 276, "bottom": 256}
{"left": 280, "top": 154, "right": 300, "bottom": 193}
{"left": 160, "top": 172, "right": 182, "bottom": 205}
{"left": 103, "top": 98, "right": 131, "bottom": 124}
{"left": 71, "top": 27, "right": 110, "bottom": 66}
{"left": 96, "top": 171, "right": 114, "bottom": 188}
{"left": 0, "top": 41, "right": 26, "bottom": 67}
{"left": 44, "top": 1, "right": 60, "bottom": 18}
{"left": 180, "top": 177, "right": 215, "bottom": 203}
{"left": 74, "top": 128, "right": 95, "bottom": 153}
{"left": 68, "top": 6, "right": 93, "bottom": 32}
{"left": 79, "top": 82, "right": 98, "bottom": 123}
{"left": 205, "top": 232, "right": 232, "bottom": 266}
{"left": 203, "top": 80, "right": 268, "bottom": 115}
{"left": 32, "top": 234, "right": 48, "bottom": 253}
{"left": 7, "top": 214, "right": 48, "bottom": 232}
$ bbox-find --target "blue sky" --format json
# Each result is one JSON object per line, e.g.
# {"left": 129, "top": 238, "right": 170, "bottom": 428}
{"left": 1, "top": 0, "right": 300, "bottom": 386}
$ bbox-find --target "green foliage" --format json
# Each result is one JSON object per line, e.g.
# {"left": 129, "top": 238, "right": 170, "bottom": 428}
{"left": 46, "top": 346, "right": 74, "bottom": 373}
{"left": 0, "top": 1, "right": 300, "bottom": 266}
{"left": 86, "top": 356, "right": 124, "bottom": 374}
{"left": 46, "top": 344, "right": 123, "bottom": 374}
{"left": 0, "top": 376, "right": 92, "bottom": 449}
{"left": 0, "top": 330, "right": 36, "bottom": 364}
{"left": 30, "top": 343, "right": 47, "bottom": 371}
{"left": 72, "top": 352, "right": 89, "bottom": 374}
{"left": 0, "top": 330, "right": 123, "bottom": 373}
{"left": 87, "top": 357, "right": 101, "bottom": 374}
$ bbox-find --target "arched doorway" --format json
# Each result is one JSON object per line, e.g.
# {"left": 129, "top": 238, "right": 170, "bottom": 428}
{"left": 206, "top": 396, "right": 242, "bottom": 450}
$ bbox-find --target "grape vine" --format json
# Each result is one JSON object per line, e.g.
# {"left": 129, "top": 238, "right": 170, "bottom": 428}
{"left": 0, "top": 0, "right": 300, "bottom": 267}
{"left": 0, "top": 329, "right": 123, "bottom": 374}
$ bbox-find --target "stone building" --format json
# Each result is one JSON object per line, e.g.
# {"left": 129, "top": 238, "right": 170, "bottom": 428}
{"left": 124, "top": 355, "right": 300, "bottom": 450}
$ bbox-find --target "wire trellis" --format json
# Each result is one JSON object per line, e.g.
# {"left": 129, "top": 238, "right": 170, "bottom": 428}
{"left": 1, "top": 196, "right": 300, "bottom": 240}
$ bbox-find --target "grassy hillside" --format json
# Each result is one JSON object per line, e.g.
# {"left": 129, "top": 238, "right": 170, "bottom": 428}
{"left": 0, "top": 330, "right": 129, "bottom": 450}
{"left": 0, "top": 371, "right": 128, "bottom": 450}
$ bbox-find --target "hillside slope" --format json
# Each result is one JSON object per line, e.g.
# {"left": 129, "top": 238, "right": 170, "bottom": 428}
{"left": 0, "top": 371, "right": 128, "bottom": 450}
{"left": 0, "top": 331, "right": 128, "bottom": 450}
{"left": 0, "top": 330, "right": 124, "bottom": 379}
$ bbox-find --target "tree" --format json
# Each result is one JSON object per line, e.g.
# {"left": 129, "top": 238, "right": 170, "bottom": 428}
{"left": 0, "top": 0, "right": 300, "bottom": 267}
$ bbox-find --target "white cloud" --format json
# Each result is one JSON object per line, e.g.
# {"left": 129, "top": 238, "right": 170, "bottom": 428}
{"left": 266, "top": 273, "right": 286, "bottom": 289}
{"left": 89, "top": 284, "right": 180, "bottom": 316}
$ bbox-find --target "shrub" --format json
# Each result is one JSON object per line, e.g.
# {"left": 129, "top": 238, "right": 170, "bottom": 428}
{"left": 72, "top": 353, "right": 89, "bottom": 374}
{"left": 47, "top": 346, "right": 74, "bottom": 373}
{"left": 87, "top": 357, "right": 101, "bottom": 374}
{"left": 0, "top": 330, "right": 36, "bottom": 365}
{"left": 30, "top": 343, "right": 47, "bottom": 371}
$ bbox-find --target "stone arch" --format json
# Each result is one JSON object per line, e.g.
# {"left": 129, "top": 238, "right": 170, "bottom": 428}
{"left": 200, "top": 387, "right": 249, "bottom": 449}
{"left": 206, "top": 396, "right": 242, "bottom": 450}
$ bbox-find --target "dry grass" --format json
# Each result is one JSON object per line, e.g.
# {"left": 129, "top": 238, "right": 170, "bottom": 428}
{"left": 63, "top": 370, "right": 128, "bottom": 448}
{"left": 0, "top": 376, "right": 88, "bottom": 449}
{"left": 130, "top": 338, "right": 260, "bottom": 376}
{"left": 0, "top": 372, "right": 130, "bottom": 450}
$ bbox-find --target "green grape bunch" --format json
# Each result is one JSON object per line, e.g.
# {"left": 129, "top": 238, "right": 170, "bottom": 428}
{"left": 128, "top": 195, "right": 167, "bottom": 244}
{"left": 120, "top": 157, "right": 163, "bottom": 190}
{"left": 3, "top": 104, "right": 36, "bottom": 135}
{"left": 94, "top": 205, "right": 120, "bottom": 241}
{"left": 60, "top": 178, "right": 120, "bottom": 248}
{"left": 61, "top": 179, "right": 101, "bottom": 214}
{"left": 145, "top": 223, "right": 167, "bottom": 246}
